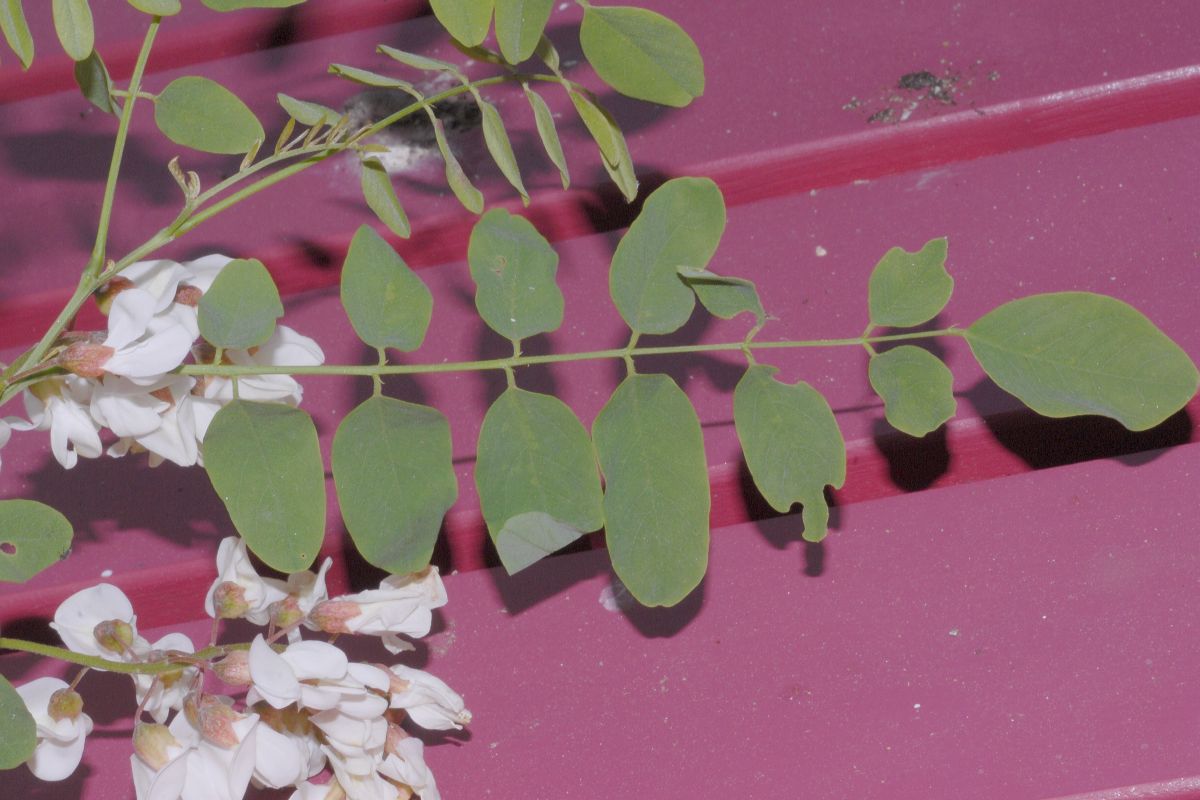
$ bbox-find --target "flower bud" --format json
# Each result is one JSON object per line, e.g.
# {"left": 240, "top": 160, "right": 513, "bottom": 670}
{"left": 47, "top": 687, "right": 84, "bottom": 722}
{"left": 269, "top": 595, "right": 304, "bottom": 630}
{"left": 185, "top": 695, "right": 243, "bottom": 748}
{"left": 173, "top": 285, "right": 203, "bottom": 307}
{"left": 93, "top": 619, "right": 135, "bottom": 655}
{"left": 211, "top": 581, "right": 250, "bottom": 620}
{"left": 133, "top": 722, "right": 180, "bottom": 770}
{"left": 385, "top": 722, "right": 409, "bottom": 757}
{"left": 212, "top": 650, "right": 252, "bottom": 687}
{"left": 59, "top": 341, "right": 115, "bottom": 379}
{"left": 95, "top": 276, "right": 135, "bottom": 315}
{"left": 307, "top": 600, "right": 360, "bottom": 634}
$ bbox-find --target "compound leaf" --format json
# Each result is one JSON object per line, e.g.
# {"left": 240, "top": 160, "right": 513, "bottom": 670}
{"left": 494, "top": 0, "right": 553, "bottom": 63}
{"left": 965, "top": 292, "right": 1199, "bottom": 431}
{"left": 277, "top": 93, "right": 339, "bottom": 127}
{"left": 677, "top": 266, "right": 764, "bottom": 326}
{"left": 610, "top": 177, "right": 725, "bottom": 334}
{"left": 868, "top": 237, "right": 953, "bottom": 328}
{"left": 197, "top": 258, "right": 283, "bottom": 349}
{"left": 155, "top": 76, "right": 264, "bottom": 155}
{"left": 0, "top": 675, "right": 36, "bottom": 769}
{"left": 204, "top": 401, "right": 325, "bottom": 573}
{"left": 467, "top": 208, "right": 563, "bottom": 340}
{"left": 734, "top": 365, "right": 845, "bottom": 542}
{"left": 340, "top": 225, "right": 431, "bottom": 351}
{"left": 593, "top": 374, "right": 709, "bottom": 607}
{"left": 52, "top": 0, "right": 92, "bottom": 61}
{"left": 569, "top": 89, "right": 636, "bottom": 200}
{"left": 429, "top": 0, "right": 493, "bottom": 46}
{"left": 523, "top": 83, "right": 569, "bottom": 188}
{"left": 73, "top": 49, "right": 116, "bottom": 114}
{"left": 868, "top": 345, "right": 956, "bottom": 437}
{"left": 477, "top": 97, "right": 529, "bottom": 203}
{"left": 476, "top": 388, "right": 603, "bottom": 573}
{"left": 0, "top": 499, "right": 73, "bottom": 583}
{"left": 0, "top": 0, "right": 34, "bottom": 69}
{"left": 333, "top": 396, "right": 457, "bottom": 575}
{"left": 360, "top": 157, "right": 411, "bottom": 238}
{"left": 579, "top": 2, "right": 703, "bottom": 107}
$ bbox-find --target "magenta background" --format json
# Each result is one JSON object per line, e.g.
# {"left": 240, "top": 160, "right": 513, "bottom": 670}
{"left": 1, "top": 1, "right": 1199, "bottom": 797}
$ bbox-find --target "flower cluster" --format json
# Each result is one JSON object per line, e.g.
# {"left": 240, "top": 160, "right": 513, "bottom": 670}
{"left": 15, "top": 537, "right": 468, "bottom": 800}
{"left": 3, "top": 255, "right": 323, "bottom": 470}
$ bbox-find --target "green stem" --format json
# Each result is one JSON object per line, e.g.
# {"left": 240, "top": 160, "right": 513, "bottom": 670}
{"left": 0, "top": 637, "right": 227, "bottom": 676}
{"left": 8, "top": 20, "right": 161, "bottom": 381}
{"left": 180, "top": 328, "right": 963, "bottom": 378}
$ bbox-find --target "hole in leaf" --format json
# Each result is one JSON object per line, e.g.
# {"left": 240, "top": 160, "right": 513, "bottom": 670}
{"left": 0, "top": 542, "right": 15, "bottom": 555}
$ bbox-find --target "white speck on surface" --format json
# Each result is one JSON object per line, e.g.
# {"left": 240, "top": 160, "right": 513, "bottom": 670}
{"left": 815, "top": 246, "right": 828, "bottom": 257}
{"left": 913, "top": 703, "right": 921, "bottom": 710}
{"left": 558, "top": 1, "right": 568, "bottom": 8}
{"left": 948, "top": 628, "right": 959, "bottom": 637}
{"left": 100, "top": 569, "right": 113, "bottom": 578}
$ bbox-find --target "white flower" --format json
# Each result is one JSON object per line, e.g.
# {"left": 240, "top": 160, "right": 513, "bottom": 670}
{"left": 15, "top": 677, "right": 93, "bottom": 782}
{"left": 131, "top": 724, "right": 189, "bottom": 800}
{"left": 0, "top": 417, "right": 11, "bottom": 472}
{"left": 135, "top": 632, "right": 198, "bottom": 724}
{"left": 387, "top": 665, "right": 471, "bottom": 731}
{"left": 14, "top": 377, "right": 102, "bottom": 468}
{"left": 288, "top": 781, "right": 342, "bottom": 800}
{"left": 308, "top": 568, "right": 447, "bottom": 653}
{"left": 50, "top": 583, "right": 148, "bottom": 663}
{"left": 379, "top": 734, "right": 440, "bottom": 800}
{"left": 100, "top": 286, "right": 196, "bottom": 383}
{"left": 169, "top": 700, "right": 259, "bottom": 800}
{"left": 196, "top": 325, "right": 325, "bottom": 410}
{"left": 251, "top": 706, "right": 326, "bottom": 789}
{"left": 323, "top": 745, "right": 399, "bottom": 800}
{"left": 248, "top": 636, "right": 349, "bottom": 712}
{"left": 107, "top": 376, "right": 203, "bottom": 467}
{"left": 205, "top": 538, "right": 289, "bottom": 625}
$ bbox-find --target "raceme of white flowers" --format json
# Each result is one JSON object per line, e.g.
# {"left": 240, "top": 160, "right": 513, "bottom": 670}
{"left": 16, "top": 537, "right": 469, "bottom": 800}
{"left": 3, "top": 255, "right": 324, "bottom": 470}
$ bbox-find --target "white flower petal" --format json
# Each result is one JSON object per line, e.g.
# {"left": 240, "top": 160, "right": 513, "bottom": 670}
{"left": 249, "top": 635, "right": 300, "bottom": 709}
{"left": 51, "top": 583, "right": 136, "bottom": 657}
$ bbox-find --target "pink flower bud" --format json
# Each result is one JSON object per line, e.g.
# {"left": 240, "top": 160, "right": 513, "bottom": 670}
{"left": 185, "top": 695, "right": 244, "bottom": 749}
{"left": 307, "top": 600, "right": 361, "bottom": 634}
{"left": 173, "top": 285, "right": 203, "bottom": 307}
{"left": 133, "top": 722, "right": 179, "bottom": 770}
{"left": 269, "top": 595, "right": 304, "bottom": 630}
{"left": 212, "top": 650, "right": 252, "bottom": 687}
{"left": 211, "top": 581, "right": 250, "bottom": 620}
{"left": 93, "top": 619, "right": 135, "bottom": 655}
{"left": 59, "top": 341, "right": 115, "bottom": 379}
{"left": 47, "top": 687, "right": 84, "bottom": 722}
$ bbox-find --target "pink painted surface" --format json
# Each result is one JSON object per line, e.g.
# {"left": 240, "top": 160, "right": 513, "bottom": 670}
{"left": 3, "top": 444, "right": 1200, "bottom": 799}
{"left": 2, "top": 1, "right": 1200, "bottom": 797}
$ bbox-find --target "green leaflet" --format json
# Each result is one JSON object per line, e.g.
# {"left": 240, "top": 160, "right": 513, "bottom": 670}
{"left": 360, "top": 158, "right": 411, "bottom": 238}
{"left": 523, "top": 83, "right": 569, "bottom": 189}
{"left": 467, "top": 208, "right": 563, "bottom": 340}
{"left": 0, "top": 499, "right": 73, "bottom": 583}
{"left": 126, "top": 0, "right": 181, "bottom": 14}
{"left": 377, "top": 44, "right": 463, "bottom": 77}
{"left": 277, "top": 93, "right": 340, "bottom": 127}
{"left": 477, "top": 97, "right": 529, "bottom": 203}
{"left": 202, "top": 0, "right": 306, "bottom": 9}
{"left": 0, "top": 0, "right": 34, "bottom": 69}
{"left": 568, "top": 89, "right": 636, "bottom": 201}
{"left": 734, "top": 365, "right": 846, "bottom": 542}
{"left": 868, "top": 345, "right": 956, "bottom": 437}
{"left": 332, "top": 396, "right": 457, "bottom": 575}
{"left": 154, "top": 76, "right": 265, "bottom": 155}
{"left": 204, "top": 401, "right": 326, "bottom": 573}
{"left": 610, "top": 177, "right": 725, "bottom": 334}
{"left": 329, "top": 63, "right": 413, "bottom": 89}
{"left": 340, "top": 225, "right": 432, "bottom": 352}
{"left": 965, "top": 292, "right": 1199, "bottom": 431}
{"left": 867, "top": 237, "right": 953, "bottom": 328}
{"left": 431, "top": 114, "right": 485, "bottom": 214}
{"left": 494, "top": 0, "right": 553, "bottom": 63}
{"left": 52, "top": 0, "right": 92, "bottom": 61}
{"left": 578, "top": 2, "right": 703, "bottom": 108}
{"left": 677, "top": 266, "right": 765, "bottom": 326}
{"left": 73, "top": 49, "right": 116, "bottom": 114}
{"left": 197, "top": 258, "right": 283, "bottom": 349}
{"left": 593, "top": 374, "right": 709, "bottom": 607}
{"left": 0, "top": 675, "right": 36, "bottom": 769}
{"left": 429, "top": 0, "right": 494, "bottom": 46}
{"left": 476, "top": 388, "right": 604, "bottom": 573}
